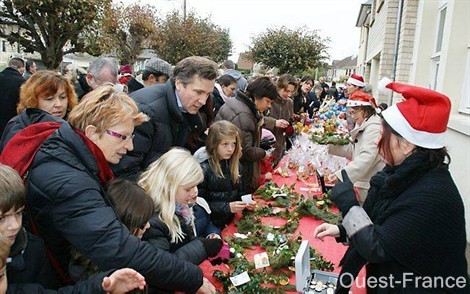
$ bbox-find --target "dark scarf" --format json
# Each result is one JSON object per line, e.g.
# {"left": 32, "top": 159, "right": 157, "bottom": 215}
{"left": 337, "top": 151, "right": 449, "bottom": 293}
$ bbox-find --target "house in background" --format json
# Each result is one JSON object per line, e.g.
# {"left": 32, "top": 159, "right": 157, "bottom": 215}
{"left": 328, "top": 55, "right": 358, "bottom": 82}
{"left": 237, "top": 52, "right": 254, "bottom": 72}
{"left": 356, "top": 0, "right": 470, "bottom": 241}
{"left": 1, "top": 24, "right": 41, "bottom": 68}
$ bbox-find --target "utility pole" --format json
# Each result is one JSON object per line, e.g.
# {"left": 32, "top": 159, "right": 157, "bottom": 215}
{"left": 183, "top": 0, "right": 186, "bottom": 20}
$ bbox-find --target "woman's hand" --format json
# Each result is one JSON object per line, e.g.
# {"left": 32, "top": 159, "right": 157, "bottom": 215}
{"left": 196, "top": 278, "right": 216, "bottom": 294}
{"left": 102, "top": 268, "right": 146, "bottom": 294}
{"left": 265, "top": 172, "right": 273, "bottom": 181}
{"left": 230, "top": 201, "right": 247, "bottom": 213}
{"left": 275, "top": 119, "right": 289, "bottom": 128}
{"left": 245, "top": 201, "right": 257, "bottom": 211}
{"left": 327, "top": 173, "right": 338, "bottom": 184}
{"left": 313, "top": 223, "right": 340, "bottom": 241}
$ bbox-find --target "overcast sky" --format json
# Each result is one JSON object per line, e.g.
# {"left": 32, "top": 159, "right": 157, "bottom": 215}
{"left": 122, "top": 0, "right": 365, "bottom": 63}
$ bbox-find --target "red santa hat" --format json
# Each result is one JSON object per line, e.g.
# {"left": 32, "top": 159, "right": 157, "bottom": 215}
{"left": 378, "top": 77, "right": 451, "bottom": 149}
{"left": 119, "top": 65, "right": 132, "bottom": 75}
{"left": 347, "top": 74, "right": 365, "bottom": 87}
{"left": 346, "top": 91, "right": 378, "bottom": 108}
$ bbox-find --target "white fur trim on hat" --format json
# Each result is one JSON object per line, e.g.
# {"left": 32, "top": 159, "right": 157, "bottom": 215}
{"left": 378, "top": 77, "right": 393, "bottom": 95}
{"left": 346, "top": 100, "right": 372, "bottom": 107}
{"left": 382, "top": 104, "right": 446, "bottom": 149}
{"left": 347, "top": 76, "right": 365, "bottom": 87}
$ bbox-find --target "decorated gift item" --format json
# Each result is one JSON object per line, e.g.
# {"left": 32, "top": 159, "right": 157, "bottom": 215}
{"left": 305, "top": 96, "right": 350, "bottom": 145}
{"left": 285, "top": 135, "right": 348, "bottom": 186}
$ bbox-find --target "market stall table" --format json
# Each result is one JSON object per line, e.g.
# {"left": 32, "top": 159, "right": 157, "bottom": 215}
{"left": 199, "top": 161, "right": 366, "bottom": 293}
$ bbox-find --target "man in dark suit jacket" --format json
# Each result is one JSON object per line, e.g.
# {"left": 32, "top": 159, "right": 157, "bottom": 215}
{"left": 0, "top": 57, "right": 26, "bottom": 137}
{"left": 112, "top": 56, "right": 218, "bottom": 180}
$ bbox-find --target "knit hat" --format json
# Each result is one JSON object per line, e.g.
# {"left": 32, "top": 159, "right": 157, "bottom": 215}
{"left": 119, "top": 65, "right": 132, "bottom": 75}
{"left": 346, "top": 91, "right": 378, "bottom": 108}
{"left": 347, "top": 74, "right": 365, "bottom": 87}
{"left": 144, "top": 57, "right": 173, "bottom": 77}
{"left": 378, "top": 77, "right": 451, "bottom": 149}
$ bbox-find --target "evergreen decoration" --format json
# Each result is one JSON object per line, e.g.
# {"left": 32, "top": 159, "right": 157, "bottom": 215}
{"left": 295, "top": 198, "right": 342, "bottom": 224}
{"left": 213, "top": 182, "right": 340, "bottom": 292}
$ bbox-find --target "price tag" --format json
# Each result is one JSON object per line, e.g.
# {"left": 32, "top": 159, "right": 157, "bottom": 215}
{"left": 241, "top": 194, "right": 254, "bottom": 204}
{"left": 254, "top": 252, "right": 270, "bottom": 269}
{"left": 230, "top": 271, "right": 251, "bottom": 286}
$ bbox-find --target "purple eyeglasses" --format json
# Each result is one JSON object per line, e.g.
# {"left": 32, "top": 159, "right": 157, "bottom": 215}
{"left": 105, "top": 130, "right": 135, "bottom": 141}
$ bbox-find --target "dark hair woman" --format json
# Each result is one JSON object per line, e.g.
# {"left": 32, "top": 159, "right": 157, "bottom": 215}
{"left": 215, "top": 76, "right": 277, "bottom": 193}
{"left": 314, "top": 81, "right": 469, "bottom": 292}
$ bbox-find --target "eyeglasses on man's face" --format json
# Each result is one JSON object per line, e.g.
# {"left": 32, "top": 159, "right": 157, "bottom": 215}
{"left": 105, "top": 129, "right": 135, "bottom": 141}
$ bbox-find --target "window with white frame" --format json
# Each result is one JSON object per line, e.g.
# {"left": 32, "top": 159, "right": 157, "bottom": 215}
{"left": 459, "top": 48, "right": 470, "bottom": 114}
{"left": 430, "top": 1, "right": 447, "bottom": 91}
{"left": 431, "top": 59, "right": 440, "bottom": 91}
{"left": 435, "top": 6, "right": 447, "bottom": 53}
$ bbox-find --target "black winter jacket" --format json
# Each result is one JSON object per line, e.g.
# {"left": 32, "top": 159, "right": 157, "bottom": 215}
{"left": 212, "top": 87, "right": 224, "bottom": 118}
{"left": 7, "top": 229, "right": 57, "bottom": 289}
{"left": 26, "top": 123, "right": 203, "bottom": 292}
{"left": 111, "top": 80, "right": 204, "bottom": 180}
{"left": 143, "top": 214, "right": 207, "bottom": 265}
{"left": 0, "top": 67, "right": 25, "bottom": 136}
{"left": 7, "top": 270, "right": 114, "bottom": 294}
{"left": 0, "top": 108, "right": 64, "bottom": 153}
{"left": 198, "top": 159, "right": 242, "bottom": 229}
{"left": 336, "top": 152, "right": 469, "bottom": 293}
{"left": 193, "top": 203, "right": 221, "bottom": 237}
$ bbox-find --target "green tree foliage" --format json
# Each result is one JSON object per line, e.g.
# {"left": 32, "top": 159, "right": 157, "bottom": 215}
{"left": 0, "top": 0, "right": 112, "bottom": 69}
{"left": 249, "top": 26, "right": 330, "bottom": 75}
{"left": 86, "top": 2, "right": 158, "bottom": 66}
{"left": 150, "top": 11, "right": 232, "bottom": 64}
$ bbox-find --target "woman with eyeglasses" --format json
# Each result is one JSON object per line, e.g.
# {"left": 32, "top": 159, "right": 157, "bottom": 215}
{"left": 0, "top": 85, "right": 216, "bottom": 293}
{"left": 327, "top": 91, "right": 384, "bottom": 205}
{"left": 0, "top": 70, "right": 77, "bottom": 152}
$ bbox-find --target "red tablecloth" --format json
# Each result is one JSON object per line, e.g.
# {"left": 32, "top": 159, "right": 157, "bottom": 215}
{"left": 200, "top": 162, "right": 366, "bottom": 293}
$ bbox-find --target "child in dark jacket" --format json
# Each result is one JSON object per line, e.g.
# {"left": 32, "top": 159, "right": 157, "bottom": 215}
{"left": 197, "top": 120, "right": 256, "bottom": 230}
{"left": 139, "top": 148, "right": 223, "bottom": 266}
{"left": 70, "top": 179, "right": 154, "bottom": 282}
{"left": 0, "top": 164, "right": 146, "bottom": 293}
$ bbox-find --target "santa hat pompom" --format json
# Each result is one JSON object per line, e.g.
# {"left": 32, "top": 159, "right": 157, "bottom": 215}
{"left": 378, "top": 77, "right": 393, "bottom": 94}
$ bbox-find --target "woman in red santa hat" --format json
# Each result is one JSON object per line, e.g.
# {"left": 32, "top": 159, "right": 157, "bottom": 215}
{"left": 314, "top": 79, "right": 469, "bottom": 292}
{"left": 328, "top": 91, "right": 384, "bottom": 205}
{"left": 345, "top": 74, "right": 365, "bottom": 97}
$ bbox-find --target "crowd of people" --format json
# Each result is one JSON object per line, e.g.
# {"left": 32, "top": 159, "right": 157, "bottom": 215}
{"left": 0, "top": 53, "right": 468, "bottom": 293}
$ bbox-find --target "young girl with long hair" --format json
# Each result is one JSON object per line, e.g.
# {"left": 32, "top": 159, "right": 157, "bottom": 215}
{"left": 198, "top": 120, "right": 255, "bottom": 229}
{"left": 138, "top": 148, "right": 222, "bottom": 265}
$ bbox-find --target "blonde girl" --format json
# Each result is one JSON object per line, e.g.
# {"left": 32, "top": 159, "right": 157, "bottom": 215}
{"left": 139, "top": 148, "right": 222, "bottom": 265}
{"left": 198, "top": 120, "right": 255, "bottom": 229}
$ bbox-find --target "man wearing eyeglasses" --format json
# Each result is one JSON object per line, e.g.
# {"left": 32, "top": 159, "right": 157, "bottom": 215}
{"left": 112, "top": 56, "right": 218, "bottom": 181}
{"left": 76, "top": 57, "right": 119, "bottom": 100}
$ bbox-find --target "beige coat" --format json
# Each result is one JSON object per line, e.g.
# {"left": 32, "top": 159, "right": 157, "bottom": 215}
{"left": 329, "top": 114, "right": 384, "bottom": 203}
